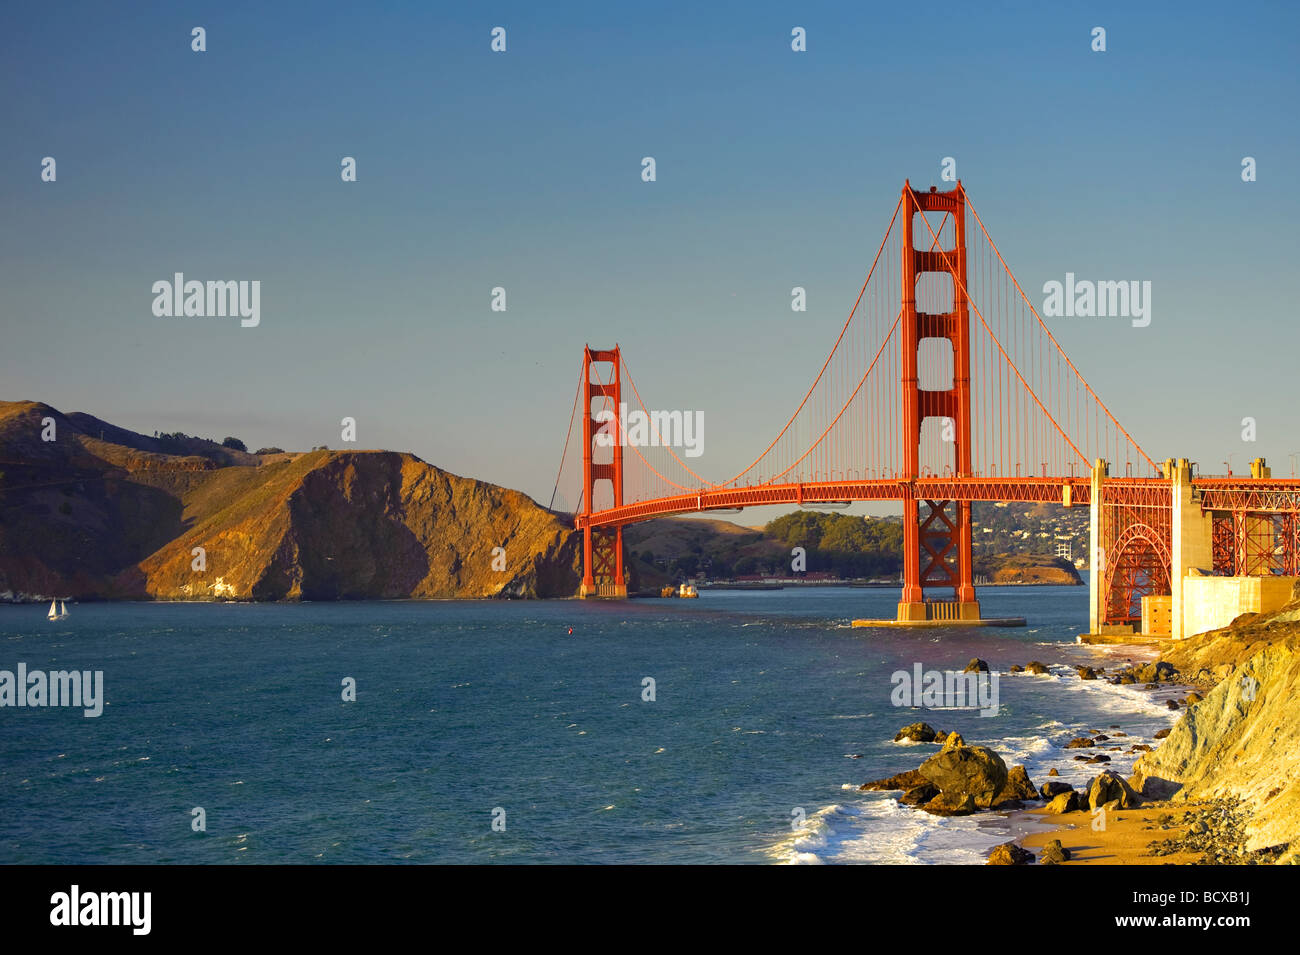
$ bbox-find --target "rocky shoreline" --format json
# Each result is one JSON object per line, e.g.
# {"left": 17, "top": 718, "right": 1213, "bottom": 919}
{"left": 859, "top": 641, "right": 1297, "bottom": 865}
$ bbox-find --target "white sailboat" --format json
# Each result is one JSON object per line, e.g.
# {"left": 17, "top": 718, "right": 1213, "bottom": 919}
{"left": 59, "top": 600, "right": 69, "bottom": 619}
{"left": 47, "top": 599, "right": 58, "bottom": 620}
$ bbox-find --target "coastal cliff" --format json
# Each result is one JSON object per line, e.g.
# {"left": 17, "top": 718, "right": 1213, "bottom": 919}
{"left": 0, "top": 400, "right": 581, "bottom": 600}
{"left": 1131, "top": 588, "right": 1300, "bottom": 862}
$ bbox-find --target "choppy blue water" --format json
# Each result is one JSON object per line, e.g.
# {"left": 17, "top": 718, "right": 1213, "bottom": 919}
{"left": 0, "top": 585, "right": 1181, "bottom": 864}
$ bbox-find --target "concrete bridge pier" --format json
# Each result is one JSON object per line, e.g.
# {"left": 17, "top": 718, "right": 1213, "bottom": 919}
{"left": 1088, "top": 456, "right": 1216, "bottom": 640}
{"left": 1088, "top": 457, "right": 1107, "bottom": 634}
{"left": 1169, "top": 457, "right": 1213, "bottom": 639}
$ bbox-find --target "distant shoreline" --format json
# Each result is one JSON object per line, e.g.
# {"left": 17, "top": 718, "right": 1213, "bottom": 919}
{"left": 2, "top": 579, "right": 1086, "bottom": 605}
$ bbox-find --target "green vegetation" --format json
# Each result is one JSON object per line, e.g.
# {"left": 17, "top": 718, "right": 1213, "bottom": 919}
{"left": 152, "top": 430, "right": 271, "bottom": 463}
{"left": 763, "top": 512, "right": 903, "bottom": 578}
{"left": 155, "top": 431, "right": 196, "bottom": 455}
{"left": 254, "top": 447, "right": 285, "bottom": 455}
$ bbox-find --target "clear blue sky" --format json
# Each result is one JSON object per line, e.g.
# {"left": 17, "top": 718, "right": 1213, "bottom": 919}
{"left": 3, "top": 1, "right": 1298, "bottom": 516}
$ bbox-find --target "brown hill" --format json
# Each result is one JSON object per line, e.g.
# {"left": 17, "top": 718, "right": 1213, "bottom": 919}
{"left": 974, "top": 552, "right": 1082, "bottom": 585}
{"left": 0, "top": 400, "right": 579, "bottom": 600}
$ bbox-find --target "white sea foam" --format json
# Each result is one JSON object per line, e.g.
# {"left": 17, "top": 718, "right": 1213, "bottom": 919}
{"left": 770, "top": 796, "right": 1011, "bottom": 865}
{"left": 765, "top": 654, "right": 1184, "bottom": 865}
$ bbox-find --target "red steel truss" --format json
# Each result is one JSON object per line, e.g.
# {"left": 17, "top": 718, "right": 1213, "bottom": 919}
{"left": 1201, "top": 481, "right": 1300, "bottom": 577}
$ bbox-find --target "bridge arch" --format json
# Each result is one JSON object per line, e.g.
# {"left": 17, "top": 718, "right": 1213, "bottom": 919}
{"left": 1102, "top": 522, "right": 1172, "bottom": 625}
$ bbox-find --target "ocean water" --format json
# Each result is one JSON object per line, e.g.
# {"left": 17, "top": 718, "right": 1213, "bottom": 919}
{"left": 0, "top": 585, "right": 1182, "bottom": 864}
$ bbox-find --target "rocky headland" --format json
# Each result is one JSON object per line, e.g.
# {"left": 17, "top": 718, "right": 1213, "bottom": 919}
{"left": 0, "top": 400, "right": 583, "bottom": 601}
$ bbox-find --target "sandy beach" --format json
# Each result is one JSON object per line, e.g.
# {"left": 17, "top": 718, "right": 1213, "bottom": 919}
{"left": 1014, "top": 802, "right": 1204, "bottom": 865}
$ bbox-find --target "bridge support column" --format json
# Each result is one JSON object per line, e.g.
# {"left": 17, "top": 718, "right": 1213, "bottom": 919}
{"left": 1170, "top": 457, "right": 1213, "bottom": 639}
{"left": 1089, "top": 458, "right": 1107, "bottom": 634}
{"left": 894, "top": 181, "right": 980, "bottom": 624}
{"left": 578, "top": 345, "right": 628, "bottom": 599}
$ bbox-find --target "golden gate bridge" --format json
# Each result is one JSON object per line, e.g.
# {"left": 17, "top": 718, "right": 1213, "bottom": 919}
{"left": 551, "top": 182, "right": 1300, "bottom": 636}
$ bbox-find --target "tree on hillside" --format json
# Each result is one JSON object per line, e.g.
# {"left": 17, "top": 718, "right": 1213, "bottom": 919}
{"left": 762, "top": 511, "right": 903, "bottom": 578}
{"left": 765, "top": 511, "right": 829, "bottom": 550}
{"left": 221, "top": 437, "right": 247, "bottom": 452}
{"left": 670, "top": 555, "right": 700, "bottom": 579}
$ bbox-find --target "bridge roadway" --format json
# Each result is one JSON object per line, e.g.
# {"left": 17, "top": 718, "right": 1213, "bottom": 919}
{"left": 575, "top": 476, "right": 1300, "bottom": 530}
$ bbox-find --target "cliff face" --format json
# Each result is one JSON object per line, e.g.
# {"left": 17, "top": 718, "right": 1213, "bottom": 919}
{"left": 0, "top": 400, "right": 580, "bottom": 600}
{"left": 1132, "top": 592, "right": 1300, "bottom": 862}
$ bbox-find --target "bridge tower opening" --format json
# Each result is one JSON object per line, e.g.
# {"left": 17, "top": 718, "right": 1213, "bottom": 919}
{"left": 579, "top": 345, "right": 628, "bottom": 598}
{"left": 898, "top": 181, "right": 980, "bottom": 622}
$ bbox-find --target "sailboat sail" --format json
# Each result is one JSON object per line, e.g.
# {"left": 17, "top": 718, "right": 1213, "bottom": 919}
{"left": 48, "top": 600, "right": 58, "bottom": 619}
{"left": 60, "top": 601, "right": 68, "bottom": 618}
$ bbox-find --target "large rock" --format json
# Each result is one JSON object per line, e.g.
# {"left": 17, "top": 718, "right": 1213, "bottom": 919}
{"left": 1088, "top": 770, "right": 1142, "bottom": 810}
{"left": 1134, "top": 661, "right": 1177, "bottom": 683}
{"left": 1076, "top": 665, "right": 1098, "bottom": 680}
{"left": 1045, "top": 790, "right": 1081, "bottom": 813}
{"left": 860, "top": 769, "right": 928, "bottom": 791}
{"left": 938, "top": 731, "right": 965, "bottom": 752}
{"left": 963, "top": 658, "right": 990, "bottom": 673}
{"left": 922, "top": 792, "right": 976, "bottom": 816}
{"left": 1064, "top": 736, "right": 1095, "bottom": 749}
{"left": 1040, "top": 839, "right": 1071, "bottom": 865}
{"left": 996, "top": 765, "right": 1039, "bottom": 803}
{"left": 899, "top": 783, "right": 940, "bottom": 806}
{"left": 1039, "top": 780, "right": 1073, "bottom": 800}
{"left": 987, "top": 841, "right": 1034, "bottom": 865}
{"left": 893, "top": 722, "right": 938, "bottom": 743}
{"left": 1024, "top": 661, "right": 1049, "bottom": 675}
{"left": 918, "top": 744, "right": 1008, "bottom": 808}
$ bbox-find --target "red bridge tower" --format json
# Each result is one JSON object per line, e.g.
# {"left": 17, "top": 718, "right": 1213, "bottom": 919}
{"left": 898, "top": 182, "right": 980, "bottom": 621}
{"left": 579, "top": 345, "right": 627, "bottom": 597}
